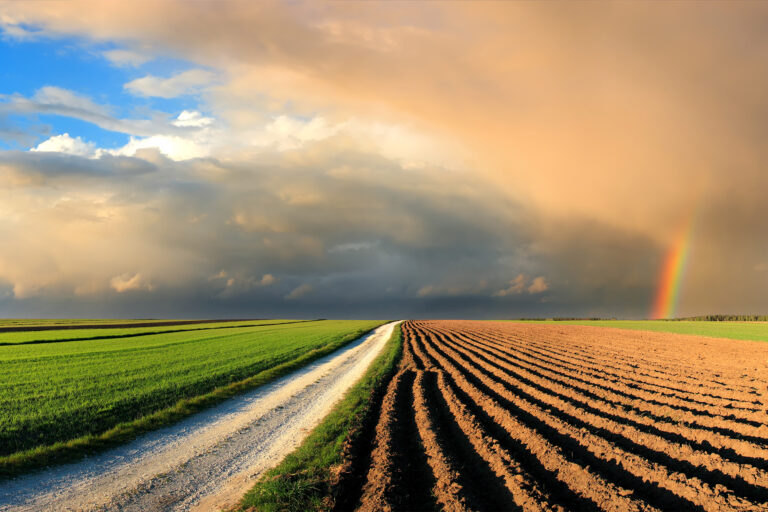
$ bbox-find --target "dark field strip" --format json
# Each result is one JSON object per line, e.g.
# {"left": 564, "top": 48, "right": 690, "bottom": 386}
{"left": 0, "top": 318, "right": 253, "bottom": 333}
{"left": 343, "top": 320, "right": 768, "bottom": 512}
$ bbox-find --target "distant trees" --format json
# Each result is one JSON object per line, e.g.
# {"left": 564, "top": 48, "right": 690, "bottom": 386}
{"left": 678, "top": 315, "right": 768, "bottom": 322}
{"left": 514, "top": 317, "right": 618, "bottom": 321}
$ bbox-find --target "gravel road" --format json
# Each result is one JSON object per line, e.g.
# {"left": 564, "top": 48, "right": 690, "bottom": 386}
{"left": 0, "top": 321, "right": 399, "bottom": 512}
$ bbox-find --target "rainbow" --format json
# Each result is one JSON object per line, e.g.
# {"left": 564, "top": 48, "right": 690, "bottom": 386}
{"left": 651, "top": 217, "right": 694, "bottom": 319}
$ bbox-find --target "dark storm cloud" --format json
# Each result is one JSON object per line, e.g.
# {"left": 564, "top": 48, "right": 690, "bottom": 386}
{"left": 0, "top": 142, "right": 666, "bottom": 318}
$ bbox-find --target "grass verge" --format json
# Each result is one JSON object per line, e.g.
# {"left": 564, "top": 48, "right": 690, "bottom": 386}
{"left": 0, "top": 323, "right": 384, "bottom": 480}
{"left": 232, "top": 322, "right": 403, "bottom": 512}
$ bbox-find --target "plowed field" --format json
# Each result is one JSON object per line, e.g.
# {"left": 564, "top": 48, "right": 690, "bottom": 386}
{"left": 337, "top": 320, "right": 768, "bottom": 512}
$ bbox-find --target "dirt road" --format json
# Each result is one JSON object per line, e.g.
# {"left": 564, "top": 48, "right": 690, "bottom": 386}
{"left": 0, "top": 321, "right": 399, "bottom": 512}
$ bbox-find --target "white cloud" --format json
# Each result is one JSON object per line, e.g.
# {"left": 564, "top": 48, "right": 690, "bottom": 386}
{"left": 110, "top": 273, "right": 155, "bottom": 293}
{"left": 102, "top": 48, "right": 150, "bottom": 67}
{"left": 20, "top": 106, "right": 218, "bottom": 161}
{"left": 8, "top": 83, "right": 451, "bottom": 167}
{"left": 32, "top": 133, "right": 95, "bottom": 157}
{"left": 173, "top": 110, "right": 214, "bottom": 128}
{"left": 124, "top": 69, "right": 218, "bottom": 98}
{"left": 105, "top": 134, "right": 210, "bottom": 161}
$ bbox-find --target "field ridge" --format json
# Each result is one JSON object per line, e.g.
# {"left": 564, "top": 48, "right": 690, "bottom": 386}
{"left": 339, "top": 320, "right": 768, "bottom": 511}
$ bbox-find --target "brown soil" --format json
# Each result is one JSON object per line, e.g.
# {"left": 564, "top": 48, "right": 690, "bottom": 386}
{"left": 336, "top": 321, "right": 768, "bottom": 512}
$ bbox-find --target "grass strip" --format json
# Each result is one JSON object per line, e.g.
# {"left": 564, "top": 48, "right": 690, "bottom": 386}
{"left": 233, "top": 322, "right": 403, "bottom": 512}
{"left": 0, "top": 323, "right": 384, "bottom": 480}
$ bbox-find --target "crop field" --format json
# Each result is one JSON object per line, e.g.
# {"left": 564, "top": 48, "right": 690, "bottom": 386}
{"left": 335, "top": 320, "right": 768, "bottom": 511}
{"left": 0, "top": 319, "right": 383, "bottom": 473}
{"left": 0, "top": 319, "right": 306, "bottom": 345}
{"left": 517, "top": 319, "right": 768, "bottom": 344}
{"left": 0, "top": 318, "right": 188, "bottom": 328}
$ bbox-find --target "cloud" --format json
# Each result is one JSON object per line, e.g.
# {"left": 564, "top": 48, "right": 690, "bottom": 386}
{"left": 124, "top": 69, "right": 218, "bottom": 98}
{"left": 493, "top": 274, "right": 526, "bottom": 297}
{"left": 110, "top": 273, "right": 154, "bottom": 293}
{"left": 286, "top": 283, "right": 313, "bottom": 300}
{"left": 0, "top": 141, "right": 595, "bottom": 316}
{"left": 32, "top": 133, "right": 95, "bottom": 157}
{"left": 0, "top": 14, "right": 41, "bottom": 40}
{"left": 417, "top": 285, "right": 434, "bottom": 298}
{"left": 527, "top": 276, "right": 549, "bottom": 294}
{"left": 0, "top": 138, "right": 670, "bottom": 317}
{"left": 173, "top": 110, "right": 214, "bottom": 128}
{"left": 1, "top": 87, "right": 186, "bottom": 137}
{"left": 102, "top": 48, "right": 150, "bottom": 67}
{"left": 210, "top": 271, "right": 276, "bottom": 298}
{"left": 107, "top": 134, "right": 210, "bottom": 160}
{"left": 3, "top": 2, "right": 768, "bottom": 317}
{"left": 492, "top": 275, "right": 548, "bottom": 296}
{"left": 32, "top": 86, "right": 111, "bottom": 116}
{"left": 4, "top": 86, "right": 219, "bottom": 160}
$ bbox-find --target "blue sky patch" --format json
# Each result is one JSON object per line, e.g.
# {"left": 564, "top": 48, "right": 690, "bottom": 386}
{"left": 0, "top": 29, "right": 210, "bottom": 150}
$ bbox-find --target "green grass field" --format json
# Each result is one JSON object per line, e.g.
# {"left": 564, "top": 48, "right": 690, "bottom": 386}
{"left": 0, "top": 319, "right": 384, "bottom": 475}
{"left": 513, "top": 319, "right": 768, "bottom": 343}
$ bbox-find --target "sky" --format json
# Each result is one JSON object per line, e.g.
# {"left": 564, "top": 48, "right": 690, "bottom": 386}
{"left": 0, "top": 1, "right": 766, "bottom": 319}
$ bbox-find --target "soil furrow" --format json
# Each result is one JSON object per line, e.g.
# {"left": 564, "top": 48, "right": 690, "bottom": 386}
{"left": 410, "top": 327, "right": 663, "bottom": 512}
{"left": 342, "top": 321, "right": 768, "bottom": 512}
{"left": 413, "top": 370, "right": 485, "bottom": 511}
{"left": 459, "top": 326, "right": 766, "bottom": 406}
{"left": 440, "top": 327, "right": 768, "bottom": 465}
{"left": 459, "top": 323, "right": 765, "bottom": 396}
{"left": 357, "top": 368, "right": 439, "bottom": 512}
{"left": 464, "top": 327, "right": 764, "bottom": 408}
{"left": 407, "top": 326, "right": 561, "bottom": 511}
{"left": 421, "top": 327, "right": 760, "bottom": 512}
{"left": 430, "top": 328, "right": 768, "bottom": 503}
{"left": 442, "top": 327, "right": 768, "bottom": 430}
